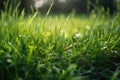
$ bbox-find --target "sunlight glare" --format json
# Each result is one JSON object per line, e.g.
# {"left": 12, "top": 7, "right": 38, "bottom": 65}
{"left": 59, "top": 0, "right": 66, "bottom": 3}
{"left": 34, "top": 0, "right": 43, "bottom": 8}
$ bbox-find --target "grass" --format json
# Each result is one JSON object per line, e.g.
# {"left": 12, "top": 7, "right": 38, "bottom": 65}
{"left": 0, "top": 4, "right": 120, "bottom": 80}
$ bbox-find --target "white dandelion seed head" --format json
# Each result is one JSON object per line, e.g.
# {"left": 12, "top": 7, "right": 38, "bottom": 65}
{"left": 34, "top": 0, "right": 44, "bottom": 8}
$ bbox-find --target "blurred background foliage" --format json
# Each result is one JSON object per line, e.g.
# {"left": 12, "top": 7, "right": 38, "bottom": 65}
{"left": 0, "top": 0, "right": 120, "bottom": 14}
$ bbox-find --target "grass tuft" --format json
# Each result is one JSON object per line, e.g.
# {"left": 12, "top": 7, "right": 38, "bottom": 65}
{"left": 0, "top": 2, "right": 120, "bottom": 80}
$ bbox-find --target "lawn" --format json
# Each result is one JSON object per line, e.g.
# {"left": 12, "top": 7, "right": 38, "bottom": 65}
{"left": 0, "top": 6, "right": 120, "bottom": 80}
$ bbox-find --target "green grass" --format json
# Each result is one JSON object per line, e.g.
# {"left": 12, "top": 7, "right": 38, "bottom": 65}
{"left": 0, "top": 6, "right": 120, "bottom": 80}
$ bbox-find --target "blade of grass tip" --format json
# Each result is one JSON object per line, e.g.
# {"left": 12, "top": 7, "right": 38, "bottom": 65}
{"left": 87, "top": 0, "right": 91, "bottom": 12}
{"left": 28, "top": 12, "right": 38, "bottom": 25}
{"left": 40, "top": 2, "right": 54, "bottom": 31}
{"left": 30, "top": 5, "right": 35, "bottom": 14}
{"left": 42, "top": 1, "right": 54, "bottom": 24}
{"left": 45, "top": 2, "right": 54, "bottom": 18}
{"left": 19, "top": 9, "right": 25, "bottom": 21}
{"left": 111, "top": 13, "right": 120, "bottom": 27}
{"left": 4, "top": 0, "right": 9, "bottom": 13}
{"left": 61, "top": 14, "right": 71, "bottom": 28}
{"left": 8, "top": 5, "right": 12, "bottom": 16}
{"left": 63, "top": 14, "right": 71, "bottom": 26}
{"left": 89, "top": 1, "right": 100, "bottom": 13}
{"left": 13, "top": 2, "right": 21, "bottom": 18}
{"left": 59, "top": 14, "right": 71, "bottom": 33}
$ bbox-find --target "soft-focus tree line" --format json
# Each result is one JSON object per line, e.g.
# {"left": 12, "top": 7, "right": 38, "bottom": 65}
{"left": 0, "top": 0, "right": 119, "bottom": 14}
